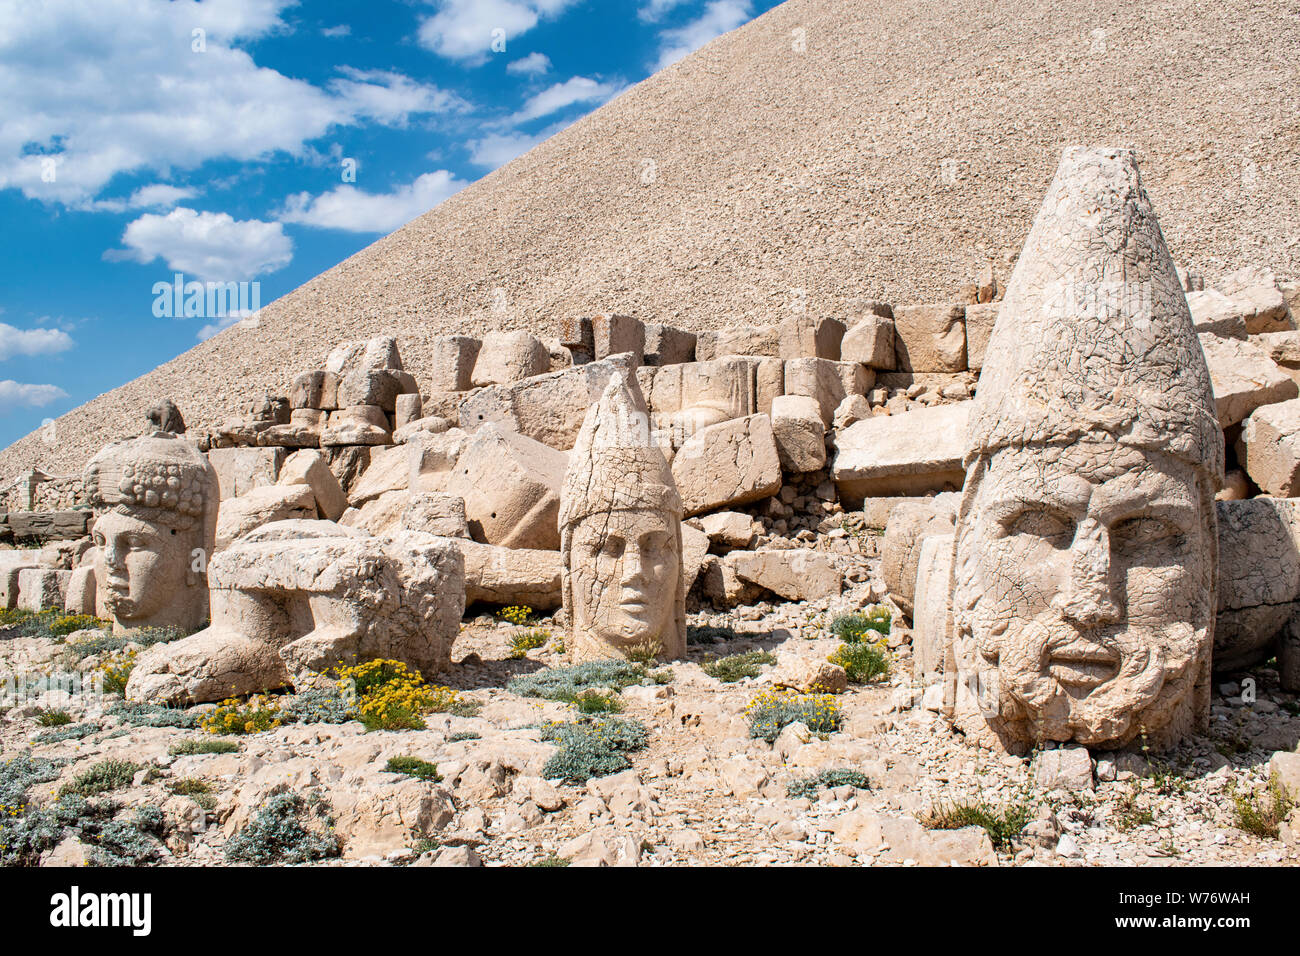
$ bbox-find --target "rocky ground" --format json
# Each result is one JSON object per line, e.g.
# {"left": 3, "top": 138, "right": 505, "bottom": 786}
{"left": 3, "top": 562, "right": 1298, "bottom": 867}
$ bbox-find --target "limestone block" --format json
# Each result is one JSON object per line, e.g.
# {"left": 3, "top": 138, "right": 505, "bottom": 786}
{"left": 911, "top": 533, "right": 953, "bottom": 682}
{"left": 1270, "top": 751, "right": 1300, "bottom": 796}
{"left": 680, "top": 523, "right": 710, "bottom": 593}
{"left": 1199, "top": 266, "right": 1292, "bottom": 334}
{"left": 1256, "top": 330, "right": 1300, "bottom": 384}
{"left": 471, "top": 330, "right": 550, "bottom": 387}
{"left": 892, "top": 303, "right": 967, "bottom": 372}
{"left": 5, "top": 510, "right": 91, "bottom": 541}
{"left": 695, "top": 325, "right": 780, "bottom": 361}
{"left": 1214, "top": 498, "right": 1300, "bottom": 672}
{"left": 208, "top": 447, "right": 286, "bottom": 500}
{"left": 321, "top": 407, "right": 392, "bottom": 447}
{"left": 63, "top": 565, "right": 97, "bottom": 616}
{"left": 407, "top": 428, "right": 471, "bottom": 493}
{"left": 347, "top": 445, "right": 411, "bottom": 508}
{"left": 278, "top": 449, "right": 347, "bottom": 521}
{"left": 340, "top": 489, "right": 410, "bottom": 537}
{"left": 777, "top": 316, "right": 845, "bottom": 360}
{"left": 1035, "top": 747, "right": 1094, "bottom": 791}
{"left": 769, "top": 394, "right": 826, "bottom": 473}
{"left": 1239, "top": 398, "right": 1300, "bottom": 496}
{"left": 840, "top": 315, "right": 895, "bottom": 369}
{"left": 337, "top": 369, "right": 414, "bottom": 412}
{"left": 696, "top": 511, "right": 757, "bottom": 549}
{"left": 697, "top": 555, "right": 763, "bottom": 607}
{"left": 643, "top": 323, "right": 696, "bottom": 366}
{"left": 963, "top": 302, "right": 998, "bottom": 372}
{"left": 727, "top": 548, "right": 842, "bottom": 601}
{"left": 671, "top": 414, "right": 782, "bottom": 517}
{"left": 393, "top": 415, "right": 452, "bottom": 445}
{"left": 445, "top": 423, "right": 568, "bottom": 550}
{"left": 402, "top": 492, "right": 468, "bottom": 538}
{"left": 880, "top": 496, "right": 958, "bottom": 618}
{"left": 458, "top": 353, "right": 643, "bottom": 450}
{"left": 394, "top": 393, "right": 423, "bottom": 430}
{"left": 330, "top": 779, "right": 455, "bottom": 860}
{"left": 783, "top": 358, "right": 873, "bottom": 426}
{"left": 558, "top": 316, "right": 594, "bottom": 364}
{"left": 1199, "top": 333, "right": 1298, "bottom": 427}
{"left": 640, "top": 357, "right": 762, "bottom": 447}
{"left": 290, "top": 370, "right": 340, "bottom": 411}
{"left": 126, "top": 520, "right": 464, "bottom": 704}
{"left": 1186, "top": 289, "right": 1249, "bottom": 337}
{"left": 591, "top": 313, "right": 645, "bottom": 364}
{"left": 16, "top": 568, "right": 69, "bottom": 613}
{"left": 324, "top": 445, "right": 370, "bottom": 496}
{"left": 290, "top": 408, "right": 327, "bottom": 427}
{"left": 326, "top": 335, "right": 402, "bottom": 375}
{"left": 832, "top": 403, "right": 969, "bottom": 500}
{"left": 215, "top": 484, "right": 318, "bottom": 550}
{"left": 461, "top": 540, "right": 562, "bottom": 611}
{"left": 771, "top": 652, "right": 848, "bottom": 693}
{"left": 430, "top": 335, "right": 481, "bottom": 391}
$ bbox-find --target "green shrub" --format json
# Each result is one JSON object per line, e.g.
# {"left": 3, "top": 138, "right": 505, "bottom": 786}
{"left": 282, "top": 686, "right": 355, "bottom": 725}
{"left": 60, "top": 759, "right": 142, "bottom": 797}
{"left": 573, "top": 688, "right": 622, "bottom": 714}
{"left": 169, "top": 738, "right": 239, "bottom": 756}
{"left": 529, "top": 854, "right": 570, "bottom": 867}
{"left": 786, "top": 768, "right": 872, "bottom": 800}
{"left": 448, "top": 731, "right": 481, "bottom": 743}
{"left": 687, "top": 624, "right": 735, "bottom": 645}
{"left": 32, "top": 722, "right": 98, "bottom": 745}
{"left": 1231, "top": 773, "right": 1296, "bottom": 840}
{"left": 60, "top": 623, "right": 187, "bottom": 664}
{"left": 508, "top": 660, "right": 654, "bottom": 703}
{"left": 168, "top": 778, "right": 212, "bottom": 796}
{"left": 35, "top": 708, "right": 73, "bottom": 727}
{"left": 829, "top": 608, "right": 892, "bottom": 643}
{"left": 921, "top": 797, "right": 1032, "bottom": 851}
{"left": 0, "top": 753, "right": 63, "bottom": 809}
{"left": 385, "top": 756, "right": 442, "bottom": 782}
{"left": 829, "top": 642, "right": 890, "bottom": 683}
{"left": 541, "top": 717, "right": 649, "bottom": 783}
{"left": 744, "top": 690, "right": 842, "bottom": 743}
{"left": 224, "top": 791, "right": 340, "bottom": 864}
{"left": 702, "top": 650, "right": 775, "bottom": 683}
{"left": 509, "top": 628, "right": 551, "bottom": 659}
{"left": 108, "top": 701, "right": 199, "bottom": 729}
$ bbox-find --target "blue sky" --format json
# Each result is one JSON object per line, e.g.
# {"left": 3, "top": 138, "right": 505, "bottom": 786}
{"left": 0, "top": 0, "right": 782, "bottom": 450}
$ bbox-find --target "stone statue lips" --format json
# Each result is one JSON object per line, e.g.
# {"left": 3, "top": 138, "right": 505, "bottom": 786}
{"left": 1045, "top": 637, "right": 1122, "bottom": 692}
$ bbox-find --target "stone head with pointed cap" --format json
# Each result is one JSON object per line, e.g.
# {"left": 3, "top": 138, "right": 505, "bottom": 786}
{"left": 83, "top": 431, "right": 219, "bottom": 634}
{"left": 948, "top": 146, "right": 1223, "bottom": 752}
{"left": 559, "top": 373, "right": 686, "bottom": 662}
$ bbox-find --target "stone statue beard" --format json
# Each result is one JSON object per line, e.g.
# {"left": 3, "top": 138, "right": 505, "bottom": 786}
{"left": 965, "top": 601, "right": 1202, "bottom": 746}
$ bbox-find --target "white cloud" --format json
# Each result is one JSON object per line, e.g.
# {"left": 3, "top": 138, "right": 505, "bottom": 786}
{"left": 197, "top": 312, "right": 257, "bottom": 341}
{"left": 509, "top": 76, "right": 624, "bottom": 124}
{"left": 654, "top": 0, "right": 752, "bottom": 70}
{"left": 0, "top": 0, "right": 463, "bottom": 206}
{"left": 638, "top": 0, "right": 691, "bottom": 22}
{"left": 507, "top": 52, "right": 552, "bottom": 76}
{"left": 0, "top": 323, "right": 74, "bottom": 358}
{"left": 322, "top": 24, "right": 351, "bottom": 37}
{"left": 115, "top": 208, "right": 293, "bottom": 281}
{"left": 418, "top": 0, "right": 577, "bottom": 62}
{"left": 468, "top": 128, "right": 555, "bottom": 168}
{"left": 279, "top": 171, "right": 468, "bottom": 233}
{"left": 85, "top": 183, "right": 199, "bottom": 214}
{"left": 0, "top": 381, "right": 67, "bottom": 409}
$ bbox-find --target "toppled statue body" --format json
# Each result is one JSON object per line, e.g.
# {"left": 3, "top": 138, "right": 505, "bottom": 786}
{"left": 560, "top": 373, "right": 686, "bottom": 662}
{"left": 947, "top": 147, "right": 1223, "bottom": 752}
{"left": 126, "top": 520, "right": 465, "bottom": 704}
{"left": 83, "top": 432, "right": 219, "bottom": 635}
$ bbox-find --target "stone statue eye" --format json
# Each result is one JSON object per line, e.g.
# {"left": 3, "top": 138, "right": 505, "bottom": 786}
{"left": 600, "top": 537, "right": 625, "bottom": 559}
{"left": 1111, "top": 515, "right": 1180, "bottom": 548}
{"left": 1004, "top": 508, "right": 1074, "bottom": 547}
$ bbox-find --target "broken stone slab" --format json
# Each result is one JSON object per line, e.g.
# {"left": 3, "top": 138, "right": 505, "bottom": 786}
{"left": 639, "top": 356, "right": 776, "bottom": 448}
{"left": 207, "top": 447, "right": 286, "bottom": 500}
{"left": 1214, "top": 497, "right": 1300, "bottom": 676}
{"left": 393, "top": 415, "right": 452, "bottom": 445}
{"left": 324, "top": 445, "right": 370, "bottom": 496}
{"left": 590, "top": 314, "right": 645, "bottom": 365}
{"left": 1186, "top": 289, "right": 1249, "bottom": 337}
{"left": 346, "top": 444, "right": 411, "bottom": 508}
{"left": 1255, "top": 330, "right": 1300, "bottom": 384}
{"left": 839, "top": 315, "right": 895, "bottom": 369}
{"left": 911, "top": 532, "right": 953, "bottom": 683}
{"left": 460, "top": 539, "right": 562, "bottom": 611}
{"left": 696, "top": 554, "right": 764, "bottom": 607}
{"left": 880, "top": 495, "right": 958, "bottom": 618}
{"left": 4, "top": 510, "right": 92, "bottom": 541}
{"left": 1199, "top": 333, "right": 1298, "bottom": 427}
{"left": 339, "top": 489, "right": 410, "bottom": 536}
{"left": 694, "top": 511, "right": 758, "bottom": 549}
{"left": 337, "top": 369, "right": 416, "bottom": 413}
{"left": 832, "top": 403, "right": 969, "bottom": 501}
{"left": 694, "top": 324, "right": 780, "bottom": 361}
{"left": 832, "top": 394, "right": 872, "bottom": 430}
{"left": 1034, "top": 746, "right": 1095, "bottom": 791}
{"left": 429, "top": 335, "right": 482, "bottom": 391}
{"left": 891, "top": 303, "right": 967, "bottom": 372}
{"left": 62, "top": 565, "right": 97, "bottom": 616}
{"left": 215, "top": 484, "right": 319, "bottom": 551}
{"left": 1194, "top": 265, "right": 1293, "bottom": 335}
{"left": 727, "top": 548, "right": 843, "bottom": 601}
{"left": 278, "top": 449, "right": 347, "bottom": 521}
{"left": 291, "top": 370, "right": 340, "bottom": 411}
{"left": 642, "top": 323, "right": 696, "bottom": 366}
{"left": 680, "top": 522, "right": 710, "bottom": 594}
{"left": 402, "top": 493, "right": 468, "bottom": 538}
{"left": 326, "top": 335, "right": 402, "bottom": 376}
{"left": 877, "top": 816, "right": 997, "bottom": 866}
{"left": 394, "top": 393, "right": 423, "bottom": 430}
{"left": 471, "top": 330, "right": 551, "bottom": 387}
{"left": 127, "top": 520, "right": 464, "bottom": 704}
{"left": 407, "top": 428, "right": 471, "bottom": 494}
{"left": 769, "top": 394, "right": 827, "bottom": 473}
{"left": 963, "top": 302, "right": 998, "bottom": 372}
{"left": 458, "top": 353, "right": 642, "bottom": 450}
{"left": 782, "top": 358, "right": 873, "bottom": 426}
{"left": 671, "top": 413, "right": 782, "bottom": 517}
{"left": 771, "top": 651, "right": 848, "bottom": 694}
{"left": 1239, "top": 397, "right": 1300, "bottom": 497}
{"left": 445, "top": 423, "right": 568, "bottom": 550}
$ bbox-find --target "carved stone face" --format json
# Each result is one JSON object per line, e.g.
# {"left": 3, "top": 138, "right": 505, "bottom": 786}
{"left": 92, "top": 510, "right": 196, "bottom": 629}
{"left": 954, "top": 438, "right": 1212, "bottom": 747}
{"left": 568, "top": 507, "right": 680, "bottom": 655}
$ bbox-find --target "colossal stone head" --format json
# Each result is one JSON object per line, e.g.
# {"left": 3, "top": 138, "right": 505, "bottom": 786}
{"left": 949, "top": 147, "right": 1223, "bottom": 752}
{"left": 560, "top": 373, "right": 686, "bottom": 662}
{"left": 83, "top": 432, "right": 218, "bottom": 634}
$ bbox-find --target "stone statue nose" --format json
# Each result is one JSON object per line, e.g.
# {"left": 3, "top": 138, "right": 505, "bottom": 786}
{"left": 621, "top": 543, "right": 647, "bottom": 584}
{"left": 1055, "top": 519, "right": 1122, "bottom": 628}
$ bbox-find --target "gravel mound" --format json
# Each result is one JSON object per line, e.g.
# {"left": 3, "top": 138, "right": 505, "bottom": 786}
{"left": 4, "top": 0, "right": 1298, "bottom": 476}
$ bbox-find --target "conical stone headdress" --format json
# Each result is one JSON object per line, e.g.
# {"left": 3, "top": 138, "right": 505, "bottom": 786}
{"left": 559, "top": 373, "right": 682, "bottom": 528}
{"left": 83, "top": 431, "right": 218, "bottom": 533}
{"left": 966, "top": 146, "right": 1223, "bottom": 483}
